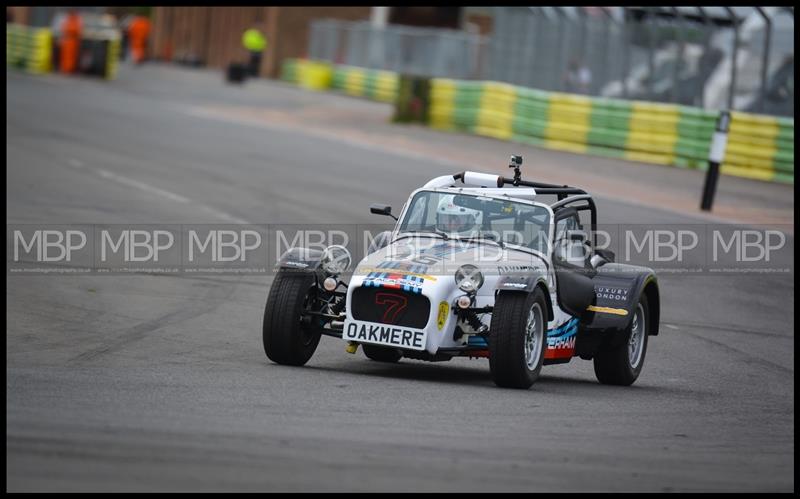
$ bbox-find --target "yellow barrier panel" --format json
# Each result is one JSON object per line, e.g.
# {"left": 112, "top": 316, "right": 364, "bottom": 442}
{"left": 624, "top": 150, "right": 674, "bottom": 166}
{"left": 721, "top": 164, "right": 775, "bottom": 182}
{"left": 344, "top": 68, "right": 365, "bottom": 96}
{"left": 105, "top": 38, "right": 120, "bottom": 80}
{"left": 477, "top": 82, "right": 516, "bottom": 140}
{"left": 544, "top": 139, "right": 589, "bottom": 154}
{"left": 6, "top": 24, "right": 52, "bottom": 74}
{"left": 546, "top": 93, "right": 590, "bottom": 147}
{"left": 299, "top": 60, "right": 333, "bottom": 91}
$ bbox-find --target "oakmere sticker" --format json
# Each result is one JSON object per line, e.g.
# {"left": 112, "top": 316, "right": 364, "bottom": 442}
{"left": 437, "top": 301, "right": 449, "bottom": 330}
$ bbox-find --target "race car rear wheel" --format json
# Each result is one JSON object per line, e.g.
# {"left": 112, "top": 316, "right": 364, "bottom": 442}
{"left": 488, "top": 288, "right": 548, "bottom": 389}
{"left": 593, "top": 294, "right": 649, "bottom": 386}
{"left": 262, "top": 271, "right": 322, "bottom": 366}
{"left": 362, "top": 345, "right": 403, "bottom": 363}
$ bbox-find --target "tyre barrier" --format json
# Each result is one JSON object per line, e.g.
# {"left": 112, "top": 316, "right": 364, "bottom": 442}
{"left": 429, "top": 78, "right": 793, "bottom": 184}
{"left": 7, "top": 23, "right": 121, "bottom": 81}
{"left": 103, "top": 37, "right": 121, "bottom": 80}
{"left": 6, "top": 24, "right": 52, "bottom": 74}
{"left": 393, "top": 75, "right": 431, "bottom": 123}
{"left": 279, "top": 59, "right": 793, "bottom": 184}
{"left": 281, "top": 58, "right": 397, "bottom": 103}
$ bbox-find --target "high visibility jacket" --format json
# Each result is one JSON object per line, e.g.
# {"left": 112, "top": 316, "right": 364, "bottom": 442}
{"left": 128, "top": 16, "right": 151, "bottom": 43}
{"left": 128, "top": 16, "right": 151, "bottom": 63}
{"left": 59, "top": 12, "right": 82, "bottom": 73}
{"left": 242, "top": 28, "right": 266, "bottom": 52}
{"left": 62, "top": 12, "right": 82, "bottom": 39}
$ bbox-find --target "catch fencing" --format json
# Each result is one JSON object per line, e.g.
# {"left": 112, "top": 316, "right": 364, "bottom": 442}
{"left": 308, "top": 8, "right": 794, "bottom": 117}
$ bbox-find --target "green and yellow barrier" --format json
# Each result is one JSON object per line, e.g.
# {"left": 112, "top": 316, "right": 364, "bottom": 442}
{"left": 297, "top": 60, "right": 333, "bottom": 91}
{"left": 105, "top": 38, "right": 120, "bottom": 80}
{"left": 282, "top": 59, "right": 398, "bottom": 103}
{"left": 6, "top": 24, "right": 52, "bottom": 74}
{"left": 279, "top": 58, "right": 793, "bottom": 184}
{"left": 426, "top": 77, "right": 793, "bottom": 184}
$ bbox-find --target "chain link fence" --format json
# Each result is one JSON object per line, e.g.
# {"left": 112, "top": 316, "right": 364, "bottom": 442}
{"left": 308, "top": 7, "right": 793, "bottom": 117}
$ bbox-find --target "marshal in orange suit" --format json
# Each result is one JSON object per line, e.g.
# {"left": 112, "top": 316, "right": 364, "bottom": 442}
{"left": 59, "top": 9, "right": 82, "bottom": 73}
{"left": 128, "top": 15, "right": 151, "bottom": 64}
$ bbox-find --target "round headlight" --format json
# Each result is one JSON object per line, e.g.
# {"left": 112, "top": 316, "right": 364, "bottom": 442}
{"left": 321, "top": 245, "right": 351, "bottom": 275}
{"left": 455, "top": 264, "right": 484, "bottom": 293}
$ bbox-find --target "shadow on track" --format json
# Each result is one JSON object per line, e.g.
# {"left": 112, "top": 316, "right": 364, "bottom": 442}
{"left": 263, "top": 358, "right": 706, "bottom": 398}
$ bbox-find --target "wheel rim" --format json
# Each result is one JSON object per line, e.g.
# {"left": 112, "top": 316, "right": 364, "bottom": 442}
{"left": 628, "top": 303, "right": 646, "bottom": 369}
{"left": 300, "top": 285, "right": 321, "bottom": 346}
{"left": 524, "top": 303, "right": 544, "bottom": 371}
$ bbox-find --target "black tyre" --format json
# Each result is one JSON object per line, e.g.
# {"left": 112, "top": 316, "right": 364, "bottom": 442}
{"left": 489, "top": 288, "right": 548, "bottom": 389}
{"left": 363, "top": 344, "right": 403, "bottom": 363}
{"left": 593, "top": 294, "right": 649, "bottom": 386}
{"left": 262, "top": 271, "right": 321, "bottom": 366}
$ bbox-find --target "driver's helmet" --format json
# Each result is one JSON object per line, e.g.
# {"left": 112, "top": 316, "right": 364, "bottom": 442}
{"left": 436, "top": 195, "right": 482, "bottom": 237}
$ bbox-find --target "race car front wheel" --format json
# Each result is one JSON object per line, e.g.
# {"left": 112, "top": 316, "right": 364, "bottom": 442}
{"left": 593, "top": 294, "right": 649, "bottom": 386}
{"left": 362, "top": 345, "right": 403, "bottom": 363}
{"left": 262, "top": 271, "right": 322, "bottom": 366}
{"left": 489, "top": 287, "right": 548, "bottom": 389}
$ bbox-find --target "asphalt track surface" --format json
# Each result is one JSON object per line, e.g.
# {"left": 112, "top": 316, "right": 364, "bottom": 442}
{"left": 6, "top": 65, "right": 794, "bottom": 492}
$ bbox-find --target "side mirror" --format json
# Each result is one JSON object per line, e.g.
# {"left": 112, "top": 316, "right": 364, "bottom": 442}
{"left": 594, "top": 248, "right": 615, "bottom": 263}
{"left": 370, "top": 203, "right": 397, "bottom": 220}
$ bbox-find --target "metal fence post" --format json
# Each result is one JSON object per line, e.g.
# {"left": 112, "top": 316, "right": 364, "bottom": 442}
{"left": 754, "top": 7, "right": 772, "bottom": 114}
{"left": 669, "top": 7, "right": 686, "bottom": 104}
{"left": 646, "top": 7, "right": 657, "bottom": 101}
{"left": 554, "top": 7, "right": 568, "bottom": 92}
{"left": 724, "top": 7, "right": 740, "bottom": 111}
{"left": 578, "top": 6, "right": 588, "bottom": 66}
{"left": 598, "top": 8, "right": 612, "bottom": 97}
{"left": 695, "top": 7, "right": 712, "bottom": 108}
{"left": 620, "top": 7, "right": 630, "bottom": 99}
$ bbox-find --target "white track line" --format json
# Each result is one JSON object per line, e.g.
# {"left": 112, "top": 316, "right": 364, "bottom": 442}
{"left": 95, "top": 168, "right": 191, "bottom": 204}
{"left": 68, "top": 161, "right": 252, "bottom": 225}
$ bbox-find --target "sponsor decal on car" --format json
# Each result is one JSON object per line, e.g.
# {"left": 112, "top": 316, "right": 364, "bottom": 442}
{"left": 586, "top": 305, "right": 628, "bottom": 316}
{"left": 374, "top": 292, "right": 408, "bottom": 324}
{"left": 595, "top": 286, "right": 630, "bottom": 302}
{"left": 361, "top": 260, "right": 435, "bottom": 293}
{"left": 344, "top": 319, "right": 427, "bottom": 350}
{"left": 437, "top": 301, "right": 449, "bottom": 330}
{"left": 363, "top": 275, "right": 425, "bottom": 293}
{"left": 545, "top": 317, "right": 579, "bottom": 359}
{"left": 497, "top": 265, "right": 537, "bottom": 274}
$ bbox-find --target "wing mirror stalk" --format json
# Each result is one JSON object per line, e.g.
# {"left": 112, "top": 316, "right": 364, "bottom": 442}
{"left": 370, "top": 203, "right": 397, "bottom": 220}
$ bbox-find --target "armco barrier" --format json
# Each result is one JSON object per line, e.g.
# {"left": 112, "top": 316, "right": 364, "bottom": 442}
{"left": 6, "top": 24, "right": 52, "bottom": 74}
{"left": 280, "top": 59, "right": 793, "bottom": 184}
{"left": 429, "top": 78, "right": 793, "bottom": 184}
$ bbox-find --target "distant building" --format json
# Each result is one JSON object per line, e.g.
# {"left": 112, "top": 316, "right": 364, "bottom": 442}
{"left": 149, "top": 7, "right": 372, "bottom": 78}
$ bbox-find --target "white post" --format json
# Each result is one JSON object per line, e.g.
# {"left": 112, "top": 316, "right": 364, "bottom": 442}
{"left": 368, "top": 7, "right": 389, "bottom": 68}
{"left": 371, "top": 6, "right": 389, "bottom": 28}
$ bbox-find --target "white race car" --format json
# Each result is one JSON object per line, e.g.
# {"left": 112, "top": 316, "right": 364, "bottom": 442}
{"left": 263, "top": 156, "right": 660, "bottom": 389}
